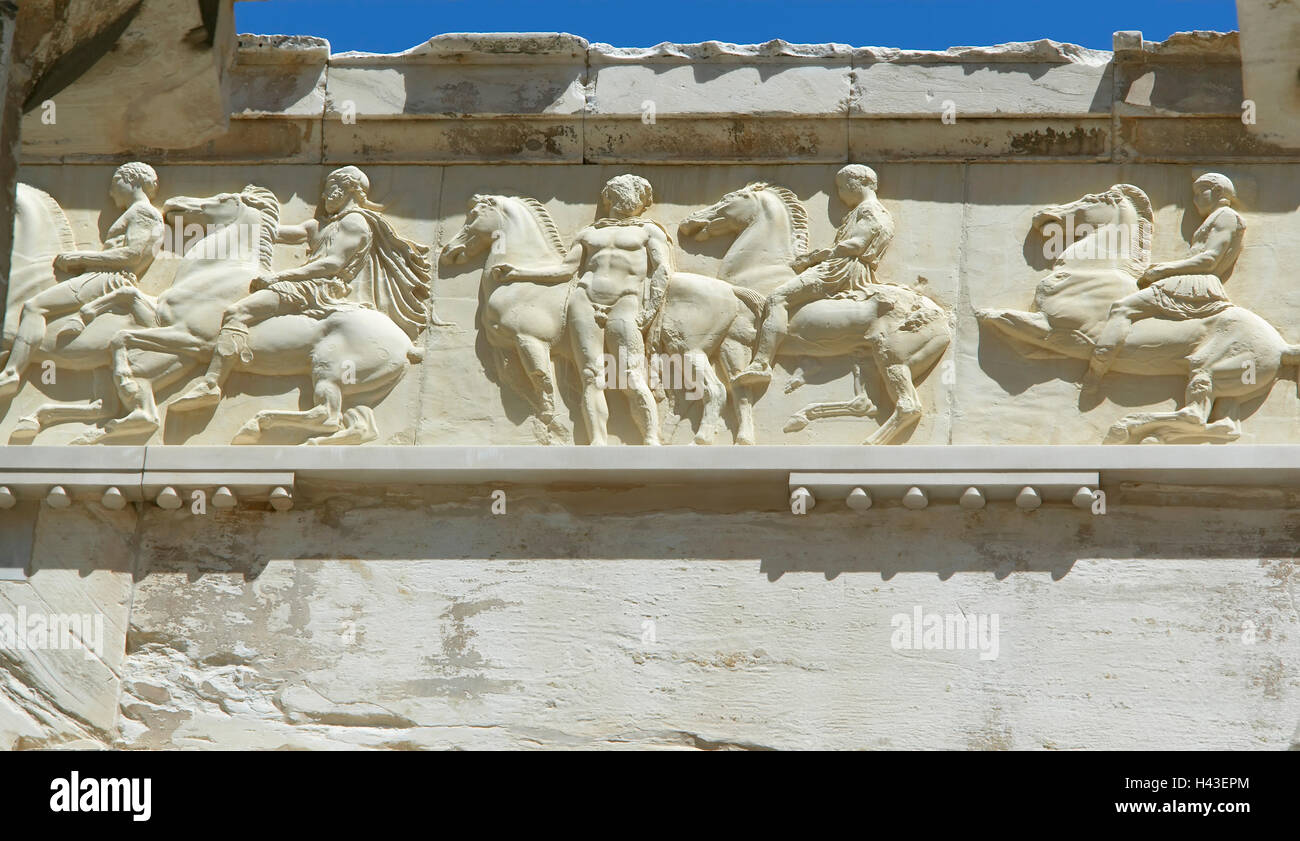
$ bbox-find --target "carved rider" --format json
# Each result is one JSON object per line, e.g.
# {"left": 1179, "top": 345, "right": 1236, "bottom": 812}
{"left": 1082, "top": 172, "right": 1246, "bottom": 394}
{"left": 0, "top": 162, "right": 164, "bottom": 397}
{"left": 490, "top": 174, "right": 669, "bottom": 445}
{"left": 171, "top": 165, "right": 435, "bottom": 411}
{"left": 733, "top": 164, "right": 894, "bottom": 386}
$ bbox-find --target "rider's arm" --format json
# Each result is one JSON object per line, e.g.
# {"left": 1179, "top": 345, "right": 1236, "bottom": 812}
{"left": 62, "top": 206, "right": 164, "bottom": 274}
{"left": 269, "top": 214, "right": 369, "bottom": 283}
{"left": 274, "top": 219, "right": 318, "bottom": 245}
{"left": 832, "top": 208, "right": 893, "bottom": 262}
{"left": 500, "top": 233, "right": 585, "bottom": 283}
{"left": 1147, "top": 212, "right": 1242, "bottom": 279}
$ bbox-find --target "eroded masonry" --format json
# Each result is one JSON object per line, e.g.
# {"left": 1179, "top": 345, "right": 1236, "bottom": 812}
{"left": 1, "top": 14, "right": 1298, "bottom": 749}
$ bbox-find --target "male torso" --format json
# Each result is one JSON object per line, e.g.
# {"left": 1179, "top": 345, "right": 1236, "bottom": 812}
{"left": 100, "top": 200, "right": 164, "bottom": 279}
{"left": 575, "top": 222, "right": 655, "bottom": 305}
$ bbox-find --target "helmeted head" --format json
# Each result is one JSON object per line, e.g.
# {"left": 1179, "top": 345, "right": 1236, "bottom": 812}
{"left": 836, "top": 164, "right": 878, "bottom": 206}
{"left": 110, "top": 161, "right": 158, "bottom": 208}
{"left": 323, "top": 165, "right": 374, "bottom": 214}
{"left": 601, "top": 174, "right": 653, "bottom": 219}
{"left": 1193, "top": 172, "right": 1235, "bottom": 215}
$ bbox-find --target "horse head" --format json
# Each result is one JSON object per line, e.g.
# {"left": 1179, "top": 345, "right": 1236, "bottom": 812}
{"left": 679, "top": 182, "right": 807, "bottom": 293}
{"left": 440, "top": 194, "right": 506, "bottom": 264}
{"left": 679, "top": 184, "right": 764, "bottom": 242}
{"left": 1032, "top": 184, "right": 1152, "bottom": 277}
{"left": 163, "top": 185, "right": 279, "bottom": 268}
{"left": 440, "top": 194, "right": 565, "bottom": 273}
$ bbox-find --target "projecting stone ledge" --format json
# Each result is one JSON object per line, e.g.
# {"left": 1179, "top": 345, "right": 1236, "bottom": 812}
{"left": 21, "top": 28, "right": 1285, "bottom": 165}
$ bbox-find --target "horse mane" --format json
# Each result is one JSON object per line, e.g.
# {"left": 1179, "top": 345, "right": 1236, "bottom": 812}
{"left": 748, "top": 182, "right": 809, "bottom": 254}
{"left": 1112, "top": 184, "right": 1153, "bottom": 276}
{"left": 239, "top": 184, "right": 281, "bottom": 272}
{"left": 22, "top": 183, "right": 77, "bottom": 252}
{"left": 496, "top": 195, "right": 565, "bottom": 257}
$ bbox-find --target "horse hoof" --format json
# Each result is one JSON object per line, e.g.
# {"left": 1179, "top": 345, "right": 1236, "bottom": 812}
{"left": 783, "top": 413, "right": 809, "bottom": 433}
{"left": 170, "top": 394, "right": 219, "bottom": 414}
{"left": 231, "top": 423, "right": 261, "bottom": 445}
{"left": 1102, "top": 425, "right": 1129, "bottom": 444}
{"left": 8, "top": 417, "right": 39, "bottom": 444}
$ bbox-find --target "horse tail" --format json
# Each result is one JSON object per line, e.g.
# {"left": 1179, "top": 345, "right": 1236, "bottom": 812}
{"left": 1283, "top": 344, "right": 1300, "bottom": 396}
{"left": 731, "top": 285, "right": 765, "bottom": 317}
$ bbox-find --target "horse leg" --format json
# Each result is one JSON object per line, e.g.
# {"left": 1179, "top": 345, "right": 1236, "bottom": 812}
{"left": 109, "top": 327, "right": 204, "bottom": 431}
{"left": 10, "top": 399, "right": 110, "bottom": 443}
{"left": 784, "top": 361, "right": 878, "bottom": 434}
{"left": 975, "top": 307, "right": 1090, "bottom": 359}
{"left": 863, "top": 361, "right": 924, "bottom": 445}
{"left": 784, "top": 358, "right": 821, "bottom": 394}
{"left": 68, "top": 353, "right": 192, "bottom": 445}
{"left": 1204, "top": 396, "right": 1243, "bottom": 440}
{"left": 716, "top": 337, "right": 755, "bottom": 445}
{"left": 515, "top": 336, "right": 568, "bottom": 442}
{"left": 233, "top": 376, "right": 344, "bottom": 445}
{"left": 976, "top": 307, "right": 1051, "bottom": 339}
{"left": 1104, "top": 368, "right": 1227, "bottom": 444}
{"left": 684, "top": 349, "right": 726, "bottom": 445}
{"left": 68, "top": 325, "right": 204, "bottom": 446}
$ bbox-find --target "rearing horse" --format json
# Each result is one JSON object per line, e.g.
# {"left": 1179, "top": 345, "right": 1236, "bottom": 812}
{"left": 977, "top": 183, "right": 1300, "bottom": 443}
{"left": 14, "top": 186, "right": 421, "bottom": 445}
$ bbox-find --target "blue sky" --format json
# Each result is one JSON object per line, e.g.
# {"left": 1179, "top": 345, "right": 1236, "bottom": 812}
{"left": 234, "top": 0, "right": 1238, "bottom": 53}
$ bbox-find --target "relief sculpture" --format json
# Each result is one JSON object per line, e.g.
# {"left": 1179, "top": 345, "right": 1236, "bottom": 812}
{"left": 680, "top": 167, "right": 951, "bottom": 445}
{"left": 442, "top": 167, "right": 952, "bottom": 446}
{"left": 978, "top": 175, "right": 1300, "bottom": 444}
{"left": 441, "top": 175, "right": 761, "bottom": 446}
{"left": 3, "top": 165, "right": 438, "bottom": 445}
{"left": 15, "top": 162, "right": 1292, "bottom": 448}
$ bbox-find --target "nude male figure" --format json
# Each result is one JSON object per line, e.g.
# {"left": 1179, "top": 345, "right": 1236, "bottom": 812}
{"left": 492, "top": 174, "right": 668, "bottom": 445}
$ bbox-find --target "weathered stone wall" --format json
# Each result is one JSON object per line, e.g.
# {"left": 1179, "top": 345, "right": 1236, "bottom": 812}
{"left": 2, "top": 480, "right": 1298, "bottom": 750}
{"left": 2, "top": 28, "right": 1298, "bottom": 750}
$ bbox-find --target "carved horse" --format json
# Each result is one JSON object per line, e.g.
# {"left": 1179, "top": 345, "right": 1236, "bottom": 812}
{"left": 679, "top": 182, "right": 952, "bottom": 445}
{"left": 976, "top": 184, "right": 1300, "bottom": 443}
{"left": 4, "top": 183, "right": 167, "bottom": 438}
{"left": 11, "top": 186, "right": 422, "bottom": 445}
{"left": 441, "top": 194, "right": 761, "bottom": 445}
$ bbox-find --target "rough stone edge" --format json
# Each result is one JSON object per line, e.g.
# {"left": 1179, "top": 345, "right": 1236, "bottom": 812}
{"left": 331, "top": 32, "right": 589, "bottom": 65}
{"left": 235, "top": 33, "right": 330, "bottom": 65}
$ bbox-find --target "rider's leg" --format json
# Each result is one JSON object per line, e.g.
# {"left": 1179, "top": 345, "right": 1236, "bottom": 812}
{"left": 607, "top": 296, "right": 660, "bottom": 446}
{"left": 172, "top": 290, "right": 283, "bottom": 409}
{"left": 1082, "top": 288, "right": 1159, "bottom": 392}
{"left": 0, "top": 282, "right": 83, "bottom": 395}
{"left": 79, "top": 286, "right": 158, "bottom": 328}
{"left": 734, "top": 273, "right": 821, "bottom": 385}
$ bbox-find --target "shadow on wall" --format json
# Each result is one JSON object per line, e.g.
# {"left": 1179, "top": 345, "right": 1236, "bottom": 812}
{"left": 23, "top": 482, "right": 1300, "bottom": 583}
